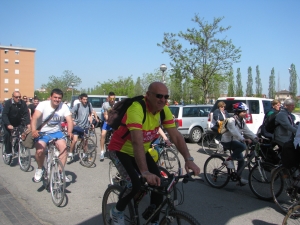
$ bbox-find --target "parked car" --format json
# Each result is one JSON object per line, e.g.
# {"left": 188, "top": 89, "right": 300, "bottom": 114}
{"left": 169, "top": 104, "right": 213, "bottom": 143}
{"left": 207, "top": 97, "right": 273, "bottom": 134}
{"left": 293, "top": 113, "right": 300, "bottom": 125}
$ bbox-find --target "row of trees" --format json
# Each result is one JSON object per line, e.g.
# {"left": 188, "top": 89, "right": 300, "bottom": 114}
{"left": 35, "top": 15, "right": 298, "bottom": 104}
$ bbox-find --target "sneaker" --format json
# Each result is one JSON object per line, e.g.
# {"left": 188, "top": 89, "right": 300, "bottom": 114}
{"left": 34, "top": 168, "right": 44, "bottom": 183}
{"left": 67, "top": 153, "right": 73, "bottom": 163}
{"left": 238, "top": 178, "right": 249, "bottom": 185}
{"left": 110, "top": 207, "right": 125, "bottom": 225}
{"left": 60, "top": 173, "right": 71, "bottom": 183}
{"left": 223, "top": 160, "right": 234, "bottom": 169}
{"left": 100, "top": 151, "right": 105, "bottom": 161}
{"left": 214, "top": 139, "right": 220, "bottom": 144}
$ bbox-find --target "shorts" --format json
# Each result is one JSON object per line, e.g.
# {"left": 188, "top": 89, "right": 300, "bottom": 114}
{"left": 102, "top": 121, "right": 112, "bottom": 131}
{"left": 35, "top": 131, "right": 65, "bottom": 144}
{"left": 72, "top": 126, "right": 88, "bottom": 138}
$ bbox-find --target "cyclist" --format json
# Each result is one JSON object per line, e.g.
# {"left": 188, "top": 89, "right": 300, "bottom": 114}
{"left": 221, "top": 102, "right": 258, "bottom": 185}
{"left": 2, "top": 91, "right": 30, "bottom": 159}
{"left": 68, "top": 93, "right": 93, "bottom": 162}
{"left": 210, "top": 101, "right": 230, "bottom": 142}
{"left": 31, "top": 88, "right": 74, "bottom": 183}
{"left": 108, "top": 82, "right": 200, "bottom": 225}
{"left": 100, "top": 91, "right": 116, "bottom": 161}
{"left": 28, "top": 96, "right": 40, "bottom": 120}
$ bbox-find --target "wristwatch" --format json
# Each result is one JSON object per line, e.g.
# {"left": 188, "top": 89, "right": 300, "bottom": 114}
{"left": 185, "top": 157, "right": 194, "bottom": 162}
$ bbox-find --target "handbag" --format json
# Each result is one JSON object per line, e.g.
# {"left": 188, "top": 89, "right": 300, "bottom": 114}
{"left": 21, "top": 106, "right": 59, "bottom": 149}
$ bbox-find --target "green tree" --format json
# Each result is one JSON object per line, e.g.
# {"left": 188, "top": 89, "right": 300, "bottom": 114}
{"left": 134, "top": 77, "right": 144, "bottom": 96}
{"left": 41, "top": 70, "right": 82, "bottom": 101}
{"left": 246, "top": 67, "right": 253, "bottom": 97}
{"left": 169, "top": 68, "right": 184, "bottom": 104}
{"left": 255, "top": 65, "right": 262, "bottom": 97}
{"left": 289, "top": 63, "right": 297, "bottom": 99}
{"left": 268, "top": 67, "right": 276, "bottom": 99}
{"left": 157, "top": 15, "right": 241, "bottom": 101}
{"left": 97, "top": 76, "right": 135, "bottom": 97}
{"left": 236, "top": 68, "right": 243, "bottom": 96}
{"left": 227, "top": 67, "right": 235, "bottom": 97}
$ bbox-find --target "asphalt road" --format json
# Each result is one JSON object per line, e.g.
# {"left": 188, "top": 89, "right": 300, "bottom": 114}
{"left": 0, "top": 129, "right": 285, "bottom": 225}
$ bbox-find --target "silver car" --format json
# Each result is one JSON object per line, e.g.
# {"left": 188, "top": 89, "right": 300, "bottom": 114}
{"left": 169, "top": 104, "right": 213, "bottom": 143}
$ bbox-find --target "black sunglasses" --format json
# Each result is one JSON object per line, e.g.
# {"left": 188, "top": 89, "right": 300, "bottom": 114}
{"left": 151, "top": 92, "right": 169, "bottom": 99}
{"left": 13, "top": 96, "right": 21, "bottom": 99}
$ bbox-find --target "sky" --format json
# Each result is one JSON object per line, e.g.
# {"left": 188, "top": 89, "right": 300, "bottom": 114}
{"left": 1, "top": 0, "right": 300, "bottom": 97}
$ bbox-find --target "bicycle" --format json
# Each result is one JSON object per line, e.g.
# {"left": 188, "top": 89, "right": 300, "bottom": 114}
{"left": 201, "top": 130, "right": 224, "bottom": 154}
{"left": 89, "top": 125, "right": 97, "bottom": 145}
{"left": 102, "top": 172, "right": 201, "bottom": 225}
{"left": 40, "top": 134, "right": 66, "bottom": 207}
{"left": 204, "top": 141, "right": 277, "bottom": 200}
{"left": 282, "top": 201, "right": 300, "bottom": 224}
{"left": 1, "top": 126, "right": 31, "bottom": 172}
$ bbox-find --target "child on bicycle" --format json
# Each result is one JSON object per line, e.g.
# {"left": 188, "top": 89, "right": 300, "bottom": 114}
{"left": 221, "top": 102, "right": 259, "bottom": 185}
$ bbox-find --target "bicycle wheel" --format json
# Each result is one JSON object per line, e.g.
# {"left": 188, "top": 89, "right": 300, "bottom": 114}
{"left": 158, "top": 148, "right": 181, "bottom": 174}
{"left": 80, "top": 138, "right": 97, "bottom": 168}
{"left": 248, "top": 162, "right": 276, "bottom": 200}
{"left": 89, "top": 127, "right": 98, "bottom": 145}
{"left": 283, "top": 204, "right": 300, "bottom": 225}
{"left": 50, "top": 159, "right": 66, "bottom": 207}
{"left": 0, "top": 124, "right": 4, "bottom": 142}
{"left": 271, "top": 165, "right": 299, "bottom": 213}
{"left": 65, "top": 135, "right": 72, "bottom": 151}
{"left": 109, "top": 160, "right": 123, "bottom": 186}
{"left": 1, "top": 142, "right": 12, "bottom": 165}
{"left": 160, "top": 210, "right": 201, "bottom": 225}
{"left": 102, "top": 185, "right": 135, "bottom": 225}
{"left": 204, "top": 155, "right": 230, "bottom": 188}
{"left": 201, "top": 132, "right": 220, "bottom": 154}
{"left": 18, "top": 142, "right": 31, "bottom": 172}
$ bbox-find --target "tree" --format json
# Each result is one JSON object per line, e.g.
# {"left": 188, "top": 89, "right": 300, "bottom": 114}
{"left": 289, "top": 63, "right": 297, "bottom": 99}
{"left": 41, "top": 70, "right": 82, "bottom": 101}
{"left": 246, "top": 67, "right": 253, "bottom": 97}
{"left": 157, "top": 15, "right": 241, "bottom": 101}
{"left": 134, "top": 77, "right": 144, "bottom": 96}
{"left": 169, "top": 68, "right": 184, "bottom": 104}
{"left": 227, "top": 67, "right": 235, "bottom": 97}
{"left": 255, "top": 65, "right": 262, "bottom": 97}
{"left": 236, "top": 68, "right": 243, "bottom": 96}
{"left": 268, "top": 67, "right": 276, "bottom": 99}
{"left": 96, "top": 76, "right": 135, "bottom": 97}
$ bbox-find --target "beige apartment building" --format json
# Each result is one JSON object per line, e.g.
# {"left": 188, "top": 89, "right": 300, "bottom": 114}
{"left": 0, "top": 45, "right": 36, "bottom": 101}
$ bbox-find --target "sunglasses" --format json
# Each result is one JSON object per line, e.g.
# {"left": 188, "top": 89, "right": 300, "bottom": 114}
{"left": 14, "top": 96, "right": 21, "bottom": 99}
{"left": 151, "top": 92, "right": 169, "bottom": 99}
{"left": 109, "top": 98, "right": 115, "bottom": 101}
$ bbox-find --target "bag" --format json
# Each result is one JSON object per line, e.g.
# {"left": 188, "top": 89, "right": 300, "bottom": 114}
{"left": 282, "top": 139, "right": 300, "bottom": 169}
{"left": 264, "top": 111, "right": 279, "bottom": 134}
{"left": 217, "top": 118, "right": 229, "bottom": 134}
{"left": 21, "top": 129, "right": 34, "bottom": 149}
{"left": 107, "top": 95, "right": 165, "bottom": 130}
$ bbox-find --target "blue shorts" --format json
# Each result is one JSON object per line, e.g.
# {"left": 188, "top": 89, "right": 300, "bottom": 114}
{"left": 102, "top": 121, "right": 112, "bottom": 131}
{"left": 35, "top": 131, "right": 65, "bottom": 144}
{"left": 72, "top": 126, "right": 88, "bottom": 138}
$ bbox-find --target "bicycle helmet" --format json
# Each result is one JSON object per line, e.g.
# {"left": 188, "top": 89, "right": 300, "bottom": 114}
{"left": 233, "top": 102, "right": 249, "bottom": 112}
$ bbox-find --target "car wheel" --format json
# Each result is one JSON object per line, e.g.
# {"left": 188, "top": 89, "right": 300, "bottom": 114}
{"left": 188, "top": 127, "right": 202, "bottom": 143}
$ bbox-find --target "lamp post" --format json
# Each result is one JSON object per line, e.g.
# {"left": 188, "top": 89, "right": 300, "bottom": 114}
{"left": 70, "top": 82, "right": 75, "bottom": 100}
{"left": 160, "top": 64, "right": 167, "bottom": 84}
{"left": 103, "top": 89, "right": 106, "bottom": 95}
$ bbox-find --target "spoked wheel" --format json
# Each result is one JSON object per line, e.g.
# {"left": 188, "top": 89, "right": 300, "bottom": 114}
{"left": 50, "top": 159, "right": 66, "bottom": 207}
{"left": 1, "top": 142, "right": 12, "bottom": 165}
{"left": 204, "top": 155, "right": 230, "bottom": 188}
{"left": 248, "top": 162, "right": 276, "bottom": 200}
{"left": 109, "top": 160, "right": 123, "bottom": 186}
{"left": 282, "top": 204, "right": 300, "bottom": 225}
{"left": 102, "top": 185, "right": 135, "bottom": 225}
{"left": 159, "top": 210, "right": 201, "bottom": 225}
{"left": 18, "top": 142, "right": 31, "bottom": 172}
{"left": 89, "top": 128, "right": 98, "bottom": 146}
{"left": 158, "top": 148, "right": 181, "bottom": 174}
{"left": 80, "top": 138, "right": 97, "bottom": 168}
{"left": 271, "top": 165, "right": 299, "bottom": 214}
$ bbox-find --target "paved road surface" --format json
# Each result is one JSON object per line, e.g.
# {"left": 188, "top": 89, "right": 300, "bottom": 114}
{"left": 0, "top": 130, "right": 285, "bottom": 225}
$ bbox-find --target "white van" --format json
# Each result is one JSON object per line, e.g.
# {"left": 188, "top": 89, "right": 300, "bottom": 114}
{"left": 207, "top": 97, "right": 273, "bottom": 134}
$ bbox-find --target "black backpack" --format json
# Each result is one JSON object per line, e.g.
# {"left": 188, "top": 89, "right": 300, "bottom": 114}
{"left": 264, "top": 111, "right": 279, "bottom": 134}
{"left": 107, "top": 95, "right": 165, "bottom": 130}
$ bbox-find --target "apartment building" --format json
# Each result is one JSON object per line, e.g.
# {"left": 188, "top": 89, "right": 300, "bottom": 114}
{"left": 0, "top": 45, "right": 36, "bottom": 101}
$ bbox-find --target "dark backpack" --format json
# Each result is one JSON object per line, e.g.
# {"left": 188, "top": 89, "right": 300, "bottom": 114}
{"left": 264, "top": 111, "right": 279, "bottom": 134}
{"left": 107, "top": 95, "right": 165, "bottom": 130}
{"left": 74, "top": 102, "right": 92, "bottom": 118}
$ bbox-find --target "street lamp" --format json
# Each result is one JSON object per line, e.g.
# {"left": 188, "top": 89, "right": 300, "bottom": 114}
{"left": 70, "top": 82, "right": 75, "bottom": 98}
{"left": 160, "top": 64, "right": 167, "bottom": 84}
{"left": 103, "top": 89, "right": 106, "bottom": 95}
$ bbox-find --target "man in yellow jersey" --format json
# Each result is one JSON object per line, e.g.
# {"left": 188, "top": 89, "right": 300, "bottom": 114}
{"left": 108, "top": 82, "right": 200, "bottom": 225}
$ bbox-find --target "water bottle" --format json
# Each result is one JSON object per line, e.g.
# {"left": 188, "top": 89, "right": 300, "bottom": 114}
{"left": 142, "top": 204, "right": 156, "bottom": 220}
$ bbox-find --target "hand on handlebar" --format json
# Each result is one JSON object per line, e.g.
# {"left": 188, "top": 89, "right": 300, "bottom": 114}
{"left": 184, "top": 161, "right": 200, "bottom": 176}
{"left": 142, "top": 171, "right": 161, "bottom": 186}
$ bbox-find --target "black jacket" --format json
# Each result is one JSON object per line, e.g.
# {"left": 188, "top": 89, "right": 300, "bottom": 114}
{"left": 2, "top": 99, "right": 30, "bottom": 127}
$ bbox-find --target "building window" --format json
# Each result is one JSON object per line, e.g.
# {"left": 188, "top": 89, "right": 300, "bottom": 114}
{"left": 4, "top": 49, "right": 8, "bottom": 54}
{"left": 4, "top": 59, "right": 9, "bottom": 63}
{"left": 15, "top": 50, "right": 19, "bottom": 55}
{"left": 15, "top": 69, "right": 19, "bottom": 74}
{"left": 4, "top": 88, "right": 8, "bottom": 92}
{"left": 15, "top": 88, "right": 19, "bottom": 91}
{"left": 4, "top": 79, "right": 9, "bottom": 84}
{"left": 15, "top": 60, "right": 19, "bottom": 64}
{"left": 15, "top": 79, "right": 19, "bottom": 84}
{"left": 4, "top": 69, "right": 8, "bottom": 73}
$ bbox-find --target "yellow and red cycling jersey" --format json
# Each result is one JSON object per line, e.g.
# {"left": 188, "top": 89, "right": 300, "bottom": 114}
{"left": 107, "top": 98, "right": 175, "bottom": 157}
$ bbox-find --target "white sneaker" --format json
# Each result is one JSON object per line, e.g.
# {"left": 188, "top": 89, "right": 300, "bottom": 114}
{"left": 100, "top": 151, "right": 105, "bottom": 161}
{"left": 223, "top": 160, "right": 235, "bottom": 169}
{"left": 67, "top": 153, "right": 73, "bottom": 163}
{"left": 34, "top": 168, "right": 44, "bottom": 183}
{"left": 214, "top": 139, "right": 220, "bottom": 144}
{"left": 60, "top": 173, "right": 71, "bottom": 183}
{"left": 110, "top": 207, "right": 125, "bottom": 225}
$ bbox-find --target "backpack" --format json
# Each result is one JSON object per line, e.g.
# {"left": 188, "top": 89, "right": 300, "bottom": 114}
{"left": 107, "top": 95, "right": 165, "bottom": 130}
{"left": 74, "top": 102, "right": 100, "bottom": 127}
{"left": 217, "top": 118, "right": 229, "bottom": 134}
{"left": 264, "top": 111, "right": 279, "bottom": 134}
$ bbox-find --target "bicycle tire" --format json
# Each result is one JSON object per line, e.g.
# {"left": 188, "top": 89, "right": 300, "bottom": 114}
{"left": 50, "top": 159, "right": 66, "bottom": 207}
{"left": 204, "top": 154, "right": 230, "bottom": 188}
{"left": 248, "top": 162, "right": 276, "bottom": 200}
{"left": 80, "top": 138, "right": 97, "bottom": 168}
{"left": 282, "top": 204, "right": 300, "bottom": 225}
{"left": 1, "top": 142, "right": 12, "bottom": 165}
{"left": 89, "top": 127, "right": 98, "bottom": 145}
{"left": 0, "top": 124, "right": 4, "bottom": 141}
{"left": 158, "top": 148, "right": 181, "bottom": 174}
{"left": 109, "top": 160, "right": 123, "bottom": 186}
{"left": 201, "top": 132, "right": 222, "bottom": 154}
{"left": 159, "top": 210, "right": 201, "bottom": 225}
{"left": 102, "top": 184, "right": 135, "bottom": 225}
{"left": 271, "top": 165, "right": 299, "bottom": 214}
{"left": 18, "top": 142, "right": 31, "bottom": 172}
